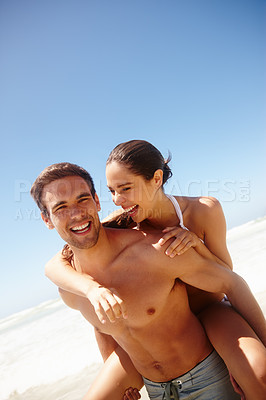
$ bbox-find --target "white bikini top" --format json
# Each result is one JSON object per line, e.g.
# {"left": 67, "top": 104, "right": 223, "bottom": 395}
{"left": 165, "top": 194, "right": 189, "bottom": 230}
{"left": 136, "top": 194, "right": 189, "bottom": 231}
{"left": 166, "top": 194, "right": 204, "bottom": 243}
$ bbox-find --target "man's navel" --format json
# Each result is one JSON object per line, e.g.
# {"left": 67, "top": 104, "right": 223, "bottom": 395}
{"left": 152, "top": 361, "right": 163, "bottom": 371}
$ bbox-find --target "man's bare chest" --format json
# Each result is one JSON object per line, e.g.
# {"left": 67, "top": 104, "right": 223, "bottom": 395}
{"left": 97, "top": 259, "right": 172, "bottom": 317}
{"left": 75, "top": 238, "right": 187, "bottom": 332}
{"left": 77, "top": 261, "right": 187, "bottom": 343}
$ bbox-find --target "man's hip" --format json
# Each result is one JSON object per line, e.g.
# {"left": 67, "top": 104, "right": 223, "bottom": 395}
{"left": 143, "top": 350, "right": 241, "bottom": 399}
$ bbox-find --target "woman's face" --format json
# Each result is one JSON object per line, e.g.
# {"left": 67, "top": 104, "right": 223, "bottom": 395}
{"left": 106, "top": 161, "right": 162, "bottom": 223}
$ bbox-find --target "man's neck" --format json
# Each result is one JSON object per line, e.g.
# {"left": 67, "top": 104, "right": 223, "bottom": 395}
{"left": 71, "top": 226, "right": 115, "bottom": 274}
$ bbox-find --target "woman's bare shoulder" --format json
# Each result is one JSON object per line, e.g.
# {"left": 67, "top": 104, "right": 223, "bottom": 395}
{"left": 173, "top": 195, "right": 224, "bottom": 228}
{"left": 174, "top": 195, "right": 221, "bottom": 212}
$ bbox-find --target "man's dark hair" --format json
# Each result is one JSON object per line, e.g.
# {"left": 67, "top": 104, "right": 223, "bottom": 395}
{"left": 30, "top": 162, "right": 96, "bottom": 217}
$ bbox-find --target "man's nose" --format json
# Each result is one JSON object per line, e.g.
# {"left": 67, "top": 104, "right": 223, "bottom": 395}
{"left": 69, "top": 204, "right": 86, "bottom": 218}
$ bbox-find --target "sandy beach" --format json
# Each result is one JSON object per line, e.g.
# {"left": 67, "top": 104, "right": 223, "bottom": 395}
{"left": 1, "top": 216, "right": 266, "bottom": 400}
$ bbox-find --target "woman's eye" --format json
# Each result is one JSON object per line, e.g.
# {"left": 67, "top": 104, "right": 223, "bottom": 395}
{"left": 122, "top": 187, "right": 130, "bottom": 192}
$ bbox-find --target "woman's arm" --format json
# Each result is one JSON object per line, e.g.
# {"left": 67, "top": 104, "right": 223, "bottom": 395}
{"left": 177, "top": 248, "right": 266, "bottom": 346}
{"left": 198, "top": 197, "right": 233, "bottom": 269}
{"left": 45, "top": 252, "right": 127, "bottom": 323}
{"left": 45, "top": 251, "right": 95, "bottom": 296}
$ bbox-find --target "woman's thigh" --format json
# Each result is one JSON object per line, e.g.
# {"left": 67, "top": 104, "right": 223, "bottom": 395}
{"left": 199, "top": 302, "right": 266, "bottom": 400}
{"left": 83, "top": 347, "right": 144, "bottom": 400}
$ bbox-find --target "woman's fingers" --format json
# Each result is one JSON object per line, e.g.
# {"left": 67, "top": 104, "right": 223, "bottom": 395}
{"left": 165, "top": 236, "right": 194, "bottom": 257}
{"left": 114, "top": 293, "right": 128, "bottom": 319}
{"left": 123, "top": 387, "right": 141, "bottom": 400}
{"left": 158, "top": 226, "right": 184, "bottom": 246}
{"left": 89, "top": 287, "right": 127, "bottom": 323}
{"left": 158, "top": 226, "right": 197, "bottom": 257}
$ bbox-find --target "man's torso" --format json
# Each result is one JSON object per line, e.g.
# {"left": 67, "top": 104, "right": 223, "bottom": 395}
{"left": 63, "top": 228, "right": 212, "bottom": 381}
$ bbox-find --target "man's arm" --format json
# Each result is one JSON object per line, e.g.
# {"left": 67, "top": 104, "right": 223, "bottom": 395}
{"left": 174, "top": 248, "right": 266, "bottom": 346}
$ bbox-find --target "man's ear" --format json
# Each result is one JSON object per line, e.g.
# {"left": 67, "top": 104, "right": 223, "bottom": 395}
{"left": 94, "top": 193, "right": 101, "bottom": 212}
{"left": 41, "top": 212, "right": 55, "bottom": 230}
{"left": 153, "top": 169, "right": 163, "bottom": 188}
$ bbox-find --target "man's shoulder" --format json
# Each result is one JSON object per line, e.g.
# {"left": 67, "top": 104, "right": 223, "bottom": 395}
{"left": 105, "top": 227, "right": 196, "bottom": 284}
{"left": 105, "top": 227, "right": 163, "bottom": 263}
{"left": 105, "top": 226, "right": 162, "bottom": 245}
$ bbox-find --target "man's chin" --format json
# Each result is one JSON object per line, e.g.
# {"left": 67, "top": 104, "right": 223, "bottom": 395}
{"left": 67, "top": 233, "right": 100, "bottom": 250}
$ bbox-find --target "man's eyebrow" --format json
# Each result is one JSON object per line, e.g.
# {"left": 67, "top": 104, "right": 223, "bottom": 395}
{"left": 107, "top": 181, "right": 133, "bottom": 189}
{"left": 52, "top": 201, "right": 66, "bottom": 211}
{"left": 77, "top": 192, "right": 92, "bottom": 199}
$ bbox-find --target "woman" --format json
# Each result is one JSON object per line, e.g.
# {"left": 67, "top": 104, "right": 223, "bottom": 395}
{"left": 45, "top": 140, "right": 266, "bottom": 400}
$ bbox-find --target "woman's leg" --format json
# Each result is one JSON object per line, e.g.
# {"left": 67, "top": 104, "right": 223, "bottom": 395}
{"left": 83, "top": 346, "right": 143, "bottom": 400}
{"left": 199, "top": 302, "right": 266, "bottom": 400}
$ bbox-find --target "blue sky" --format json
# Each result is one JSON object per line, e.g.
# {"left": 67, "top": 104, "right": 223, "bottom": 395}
{"left": 1, "top": 0, "right": 265, "bottom": 319}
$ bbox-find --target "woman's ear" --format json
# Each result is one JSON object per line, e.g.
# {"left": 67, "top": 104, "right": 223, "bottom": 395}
{"left": 153, "top": 169, "right": 163, "bottom": 188}
{"left": 41, "top": 213, "right": 55, "bottom": 230}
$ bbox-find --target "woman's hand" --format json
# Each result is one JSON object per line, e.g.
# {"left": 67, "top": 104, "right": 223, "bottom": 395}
{"left": 87, "top": 283, "right": 127, "bottom": 324}
{"left": 123, "top": 387, "right": 141, "bottom": 400}
{"left": 158, "top": 226, "right": 199, "bottom": 257}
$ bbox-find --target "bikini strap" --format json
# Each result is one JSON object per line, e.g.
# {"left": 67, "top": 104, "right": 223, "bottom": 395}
{"left": 166, "top": 194, "right": 188, "bottom": 230}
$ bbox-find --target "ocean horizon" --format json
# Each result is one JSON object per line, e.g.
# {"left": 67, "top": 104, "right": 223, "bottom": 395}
{"left": 1, "top": 217, "right": 266, "bottom": 400}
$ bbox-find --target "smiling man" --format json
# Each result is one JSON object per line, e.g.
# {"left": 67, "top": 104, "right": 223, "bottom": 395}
{"left": 31, "top": 162, "right": 266, "bottom": 400}
{"left": 40, "top": 176, "right": 100, "bottom": 248}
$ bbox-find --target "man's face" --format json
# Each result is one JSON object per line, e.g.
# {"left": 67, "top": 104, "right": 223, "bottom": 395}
{"left": 41, "top": 176, "right": 101, "bottom": 250}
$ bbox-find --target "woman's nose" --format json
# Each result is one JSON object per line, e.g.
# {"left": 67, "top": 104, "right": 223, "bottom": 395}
{"left": 113, "top": 192, "right": 124, "bottom": 206}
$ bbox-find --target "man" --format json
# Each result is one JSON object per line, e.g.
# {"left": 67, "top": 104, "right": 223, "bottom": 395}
{"left": 31, "top": 162, "right": 266, "bottom": 400}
